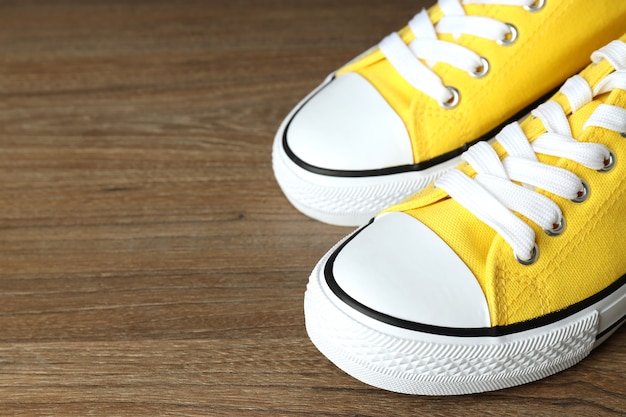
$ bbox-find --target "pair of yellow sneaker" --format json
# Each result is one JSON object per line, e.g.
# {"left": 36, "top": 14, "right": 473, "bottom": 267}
{"left": 273, "top": 0, "right": 626, "bottom": 395}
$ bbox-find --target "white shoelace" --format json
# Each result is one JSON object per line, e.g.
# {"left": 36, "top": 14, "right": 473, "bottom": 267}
{"left": 435, "top": 40, "right": 626, "bottom": 263}
{"left": 379, "top": 0, "right": 541, "bottom": 106}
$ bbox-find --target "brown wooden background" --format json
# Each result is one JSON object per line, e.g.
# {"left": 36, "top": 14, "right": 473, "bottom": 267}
{"left": 0, "top": 1, "right": 624, "bottom": 415}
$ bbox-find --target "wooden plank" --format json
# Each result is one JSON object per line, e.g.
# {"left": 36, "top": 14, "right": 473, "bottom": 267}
{"left": 0, "top": 1, "right": 624, "bottom": 415}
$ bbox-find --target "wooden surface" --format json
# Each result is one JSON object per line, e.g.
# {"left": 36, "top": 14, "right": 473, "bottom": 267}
{"left": 0, "top": 1, "right": 624, "bottom": 415}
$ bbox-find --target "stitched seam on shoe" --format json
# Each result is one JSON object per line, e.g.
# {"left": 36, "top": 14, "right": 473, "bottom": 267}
{"left": 496, "top": 260, "right": 549, "bottom": 325}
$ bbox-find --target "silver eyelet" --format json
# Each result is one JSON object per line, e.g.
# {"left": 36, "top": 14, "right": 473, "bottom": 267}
{"left": 470, "top": 56, "right": 490, "bottom": 78}
{"left": 544, "top": 217, "right": 565, "bottom": 236}
{"left": 516, "top": 243, "right": 539, "bottom": 265}
{"left": 524, "top": 0, "right": 546, "bottom": 12}
{"left": 599, "top": 151, "right": 616, "bottom": 172}
{"left": 497, "top": 23, "right": 518, "bottom": 46}
{"left": 571, "top": 179, "right": 589, "bottom": 203}
{"left": 439, "top": 86, "right": 460, "bottom": 109}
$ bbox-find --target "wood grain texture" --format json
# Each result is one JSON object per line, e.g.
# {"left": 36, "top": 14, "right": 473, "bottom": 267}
{"left": 0, "top": 1, "right": 624, "bottom": 415}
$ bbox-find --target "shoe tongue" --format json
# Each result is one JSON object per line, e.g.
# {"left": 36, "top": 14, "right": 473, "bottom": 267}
{"left": 516, "top": 93, "right": 603, "bottom": 151}
{"left": 565, "top": 99, "right": 603, "bottom": 140}
{"left": 562, "top": 57, "right": 619, "bottom": 134}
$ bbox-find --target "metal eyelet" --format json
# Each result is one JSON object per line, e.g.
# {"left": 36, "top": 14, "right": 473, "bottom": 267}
{"left": 516, "top": 243, "right": 539, "bottom": 265}
{"left": 571, "top": 179, "right": 589, "bottom": 203}
{"left": 544, "top": 217, "right": 565, "bottom": 236}
{"left": 599, "top": 150, "right": 616, "bottom": 172}
{"left": 470, "top": 56, "right": 490, "bottom": 78}
{"left": 621, "top": 132, "right": 626, "bottom": 138}
{"left": 497, "top": 23, "right": 518, "bottom": 46}
{"left": 524, "top": 0, "right": 546, "bottom": 12}
{"left": 439, "top": 86, "right": 460, "bottom": 109}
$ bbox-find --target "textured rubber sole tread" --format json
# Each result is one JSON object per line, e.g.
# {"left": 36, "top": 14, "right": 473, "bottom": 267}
{"left": 272, "top": 139, "right": 447, "bottom": 226}
{"left": 304, "top": 247, "right": 605, "bottom": 395}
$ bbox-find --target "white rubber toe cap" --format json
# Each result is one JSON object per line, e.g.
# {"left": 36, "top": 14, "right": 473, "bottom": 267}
{"left": 285, "top": 72, "right": 413, "bottom": 171}
{"left": 330, "top": 212, "right": 491, "bottom": 328}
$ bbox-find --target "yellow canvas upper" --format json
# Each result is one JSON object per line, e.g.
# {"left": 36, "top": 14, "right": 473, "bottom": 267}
{"left": 337, "top": 1, "right": 626, "bottom": 166}
{"left": 381, "top": 33, "right": 626, "bottom": 327}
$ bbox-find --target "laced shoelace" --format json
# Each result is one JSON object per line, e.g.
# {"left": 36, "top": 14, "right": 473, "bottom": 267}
{"left": 435, "top": 40, "right": 626, "bottom": 264}
{"left": 379, "top": 0, "right": 544, "bottom": 108}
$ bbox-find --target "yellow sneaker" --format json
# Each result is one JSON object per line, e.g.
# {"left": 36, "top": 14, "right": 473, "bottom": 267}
{"left": 304, "top": 36, "right": 626, "bottom": 395}
{"left": 273, "top": 0, "right": 626, "bottom": 226}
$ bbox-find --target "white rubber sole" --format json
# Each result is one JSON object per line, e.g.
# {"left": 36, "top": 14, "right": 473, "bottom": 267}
{"left": 271, "top": 75, "right": 459, "bottom": 227}
{"left": 304, "top": 236, "right": 626, "bottom": 395}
